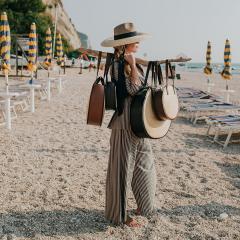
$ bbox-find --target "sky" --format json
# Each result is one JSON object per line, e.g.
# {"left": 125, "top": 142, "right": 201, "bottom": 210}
{"left": 62, "top": 0, "right": 240, "bottom": 63}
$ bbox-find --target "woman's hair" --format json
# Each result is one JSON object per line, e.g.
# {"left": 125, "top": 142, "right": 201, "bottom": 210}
{"left": 114, "top": 45, "right": 131, "bottom": 76}
{"left": 113, "top": 44, "right": 144, "bottom": 77}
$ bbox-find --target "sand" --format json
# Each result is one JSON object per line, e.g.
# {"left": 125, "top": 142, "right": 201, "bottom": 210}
{"left": 0, "top": 68, "right": 239, "bottom": 240}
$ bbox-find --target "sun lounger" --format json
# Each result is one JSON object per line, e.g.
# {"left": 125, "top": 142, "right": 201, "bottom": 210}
{"left": 0, "top": 99, "right": 17, "bottom": 124}
{"left": 206, "top": 115, "right": 240, "bottom": 148}
{"left": 183, "top": 101, "right": 240, "bottom": 124}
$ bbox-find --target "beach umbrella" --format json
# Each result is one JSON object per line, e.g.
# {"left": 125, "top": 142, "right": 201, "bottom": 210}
{"left": 204, "top": 41, "right": 212, "bottom": 76}
{"left": 27, "top": 23, "right": 37, "bottom": 77}
{"left": 44, "top": 27, "right": 52, "bottom": 68}
{"left": 0, "top": 12, "right": 11, "bottom": 92}
{"left": 221, "top": 39, "right": 232, "bottom": 90}
{"left": 56, "top": 33, "right": 64, "bottom": 67}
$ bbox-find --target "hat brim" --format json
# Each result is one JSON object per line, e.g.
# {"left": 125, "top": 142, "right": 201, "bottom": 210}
{"left": 101, "top": 32, "right": 150, "bottom": 47}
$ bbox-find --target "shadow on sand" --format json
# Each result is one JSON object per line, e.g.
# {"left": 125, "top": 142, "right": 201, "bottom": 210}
{"left": 216, "top": 162, "right": 240, "bottom": 189}
{"left": 158, "top": 202, "right": 240, "bottom": 219}
{"left": 0, "top": 208, "right": 108, "bottom": 238}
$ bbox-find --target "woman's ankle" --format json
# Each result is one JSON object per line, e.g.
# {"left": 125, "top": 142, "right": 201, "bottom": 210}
{"left": 124, "top": 216, "right": 142, "bottom": 227}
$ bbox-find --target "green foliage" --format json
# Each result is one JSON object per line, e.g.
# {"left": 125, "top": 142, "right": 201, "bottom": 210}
{"left": 67, "top": 50, "right": 80, "bottom": 59}
{"left": 0, "top": 0, "right": 55, "bottom": 55}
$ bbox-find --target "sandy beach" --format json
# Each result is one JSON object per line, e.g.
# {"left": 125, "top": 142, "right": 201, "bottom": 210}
{"left": 0, "top": 68, "right": 239, "bottom": 240}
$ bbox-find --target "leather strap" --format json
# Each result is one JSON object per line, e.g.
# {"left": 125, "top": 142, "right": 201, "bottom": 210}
{"left": 168, "top": 62, "right": 174, "bottom": 79}
{"left": 144, "top": 61, "right": 153, "bottom": 86}
{"left": 168, "top": 61, "right": 176, "bottom": 92}
{"left": 157, "top": 62, "right": 163, "bottom": 86}
{"left": 104, "top": 53, "right": 114, "bottom": 82}
{"left": 95, "top": 76, "right": 104, "bottom": 85}
{"left": 151, "top": 61, "right": 155, "bottom": 87}
{"left": 96, "top": 51, "right": 102, "bottom": 77}
{"left": 165, "top": 60, "right": 169, "bottom": 86}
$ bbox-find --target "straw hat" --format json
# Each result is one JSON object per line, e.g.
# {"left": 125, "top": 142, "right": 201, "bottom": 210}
{"left": 101, "top": 22, "right": 150, "bottom": 47}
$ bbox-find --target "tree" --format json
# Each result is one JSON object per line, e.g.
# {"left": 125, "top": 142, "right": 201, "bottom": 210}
{"left": 0, "top": 0, "right": 53, "bottom": 55}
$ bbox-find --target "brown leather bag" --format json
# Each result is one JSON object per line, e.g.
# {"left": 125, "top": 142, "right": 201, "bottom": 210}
{"left": 87, "top": 52, "right": 105, "bottom": 126}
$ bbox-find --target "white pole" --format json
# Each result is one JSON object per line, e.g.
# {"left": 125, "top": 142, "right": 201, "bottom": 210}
{"left": 5, "top": 97, "right": 11, "bottom": 130}
{"left": 47, "top": 71, "right": 51, "bottom": 101}
{"left": 6, "top": 74, "right": 9, "bottom": 94}
{"left": 52, "top": 3, "right": 58, "bottom": 59}
{"left": 207, "top": 77, "right": 211, "bottom": 92}
{"left": 58, "top": 76, "right": 62, "bottom": 93}
{"left": 226, "top": 91, "right": 230, "bottom": 103}
{"left": 30, "top": 87, "right": 35, "bottom": 113}
{"left": 5, "top": 75, "right": 11, "bottom": 130}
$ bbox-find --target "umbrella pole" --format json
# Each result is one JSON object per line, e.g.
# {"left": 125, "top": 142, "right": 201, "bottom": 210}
{"left": 226, "top": 80, "right": 228, "bottom": 91}
{"left": 47, "top": 69, "right": 51, "bottom": 101}
{"left": 207, "top": 76, "right": 211, "bottom": 92}
{"left": 5, "top": 74, "right": 9, "bottom": 94}
{"left": 30, "top": 71, "right": 35, "bottom": 113}
{"left": 5, "top": 74, "right": 11, "bottom": 130}
{"left": 30, "top": 71, "right": 33, "bottom": 84}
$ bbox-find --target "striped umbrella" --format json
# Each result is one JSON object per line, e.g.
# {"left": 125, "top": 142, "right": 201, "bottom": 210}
{"left": 27, "top": 23, "right": 37, "bottom": 73}
{"left": 0, "top": 12, "right": 11, "bottom": 78}
{"left": 56, "top": 33, "right": 64, "bottom": 66}
{"left": 44, "top": 27, "right": 52, "bottom": 68}
{"left": 204, "top": 41, "right": 212, "bottom": 75}
{"left": 221, "top": 39, "right": 232, "bottom": 90}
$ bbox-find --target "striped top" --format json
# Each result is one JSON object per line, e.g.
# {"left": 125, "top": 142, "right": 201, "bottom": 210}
{"left": 108, "top": 61, "right": 145, "bottom": 130}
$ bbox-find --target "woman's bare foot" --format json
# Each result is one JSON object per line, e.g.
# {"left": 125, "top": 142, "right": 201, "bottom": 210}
{"left": 135, "top": 207, "right": 141, "bottom": 215}
{"left": 124, "top": 216, "right": 142, "bottom": 227}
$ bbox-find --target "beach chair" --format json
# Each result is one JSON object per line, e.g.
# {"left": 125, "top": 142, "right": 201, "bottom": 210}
{"left": 178, "top": 88, "right": 224, "bottom": 121}
{"left": 206, "top": 115, "right": 240, "bottom": 148}
{"left": 183, "top": 101, "right": 240, "bottom": 124}
{"left": 0, "top": 99, "right": 18, "bottom": 124}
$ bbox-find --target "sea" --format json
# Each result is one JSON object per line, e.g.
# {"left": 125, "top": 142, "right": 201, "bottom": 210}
{"left": 177, "top": 63, "right": 240, "bottom": 75}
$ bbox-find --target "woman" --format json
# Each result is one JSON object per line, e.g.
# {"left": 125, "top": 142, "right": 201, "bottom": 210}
{"left": 101, "top": 23, "right": 156, "bottom": 227}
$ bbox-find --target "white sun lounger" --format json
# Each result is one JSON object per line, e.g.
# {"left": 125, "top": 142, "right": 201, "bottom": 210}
{"left": 183, "top": 102, "right": 240, "bottom": 124}
{"left": 206, "top": 115, "right": 240, "bottom": 148}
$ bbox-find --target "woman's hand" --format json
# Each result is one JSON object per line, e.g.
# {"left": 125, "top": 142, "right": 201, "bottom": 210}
{"left": 124, "top": 53, "right": 136, "bottom": 67}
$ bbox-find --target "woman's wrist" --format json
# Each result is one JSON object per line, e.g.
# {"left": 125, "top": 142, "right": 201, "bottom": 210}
{"left": 130, "top": 63, "right": 136, "bottom": 69}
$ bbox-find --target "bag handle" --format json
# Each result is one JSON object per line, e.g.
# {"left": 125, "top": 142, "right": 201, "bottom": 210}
{"left": 144, "top": 61, "right": 153, "bottom": 86}
{"left": 96, "top": 51, "right": 102, "bottom": 77}
{"left": 145, "top": 61, "right": 163, "bottom": 88}
{"left": 165, "top": 60, "right": 169, "bottom": 87}
{"left": 94, "top": 51, "right": 104, "bottom": 85}
{"left": 151, "top": 61, "right": 156, "bottom": 88}
{"left": 168, "top": 61, "right": 176, "bottom": 92}
{"left": 156, "top": 62, "right": 163, "bottom": 86}
{"left": 104, "top": 53, "right": 114, "bottom": 82}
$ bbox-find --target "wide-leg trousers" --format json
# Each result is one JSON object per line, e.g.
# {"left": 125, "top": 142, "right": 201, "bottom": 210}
{"left": 105, "top": 129, "right": 156, "bottom": 225}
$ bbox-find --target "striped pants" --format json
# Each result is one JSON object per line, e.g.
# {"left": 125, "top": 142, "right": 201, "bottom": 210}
{"left": 105, "top": 129, "right": 156, "bottom": 225}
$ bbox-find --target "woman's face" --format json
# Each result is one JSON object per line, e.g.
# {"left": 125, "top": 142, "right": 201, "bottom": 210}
{"left": 125, "top": 42, "right": 139, "bottom": 53}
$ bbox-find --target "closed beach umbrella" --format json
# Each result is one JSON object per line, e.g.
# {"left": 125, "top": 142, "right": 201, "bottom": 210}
{"left": 0, "top": 12, "right": 11, "bottom": 129}
{"left": 221, "top": 39, "right": 232, "bottom": 90}
{"left": 0, "top": 12, "right": 11, "bottom": 88}
{"left": 204, "top": 41, "right": 212, "bottom": 75}
{"left": 56, "top": 33, "right": 64, "bottom": 66}
{"left": 27, "top": 23, "right": 37, "bottom": 73}
{"left": 44, "top": 27, "right": 52, "bottom": 68}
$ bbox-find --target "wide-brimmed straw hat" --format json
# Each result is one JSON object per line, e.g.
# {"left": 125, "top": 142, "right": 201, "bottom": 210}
{"left": 101, "top": 22, "right": 150, "bottom": 47}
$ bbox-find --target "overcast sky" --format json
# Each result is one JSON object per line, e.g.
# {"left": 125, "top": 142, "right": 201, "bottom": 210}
{"left": 62, "top": 0, "right": 240, "bottom": 63}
